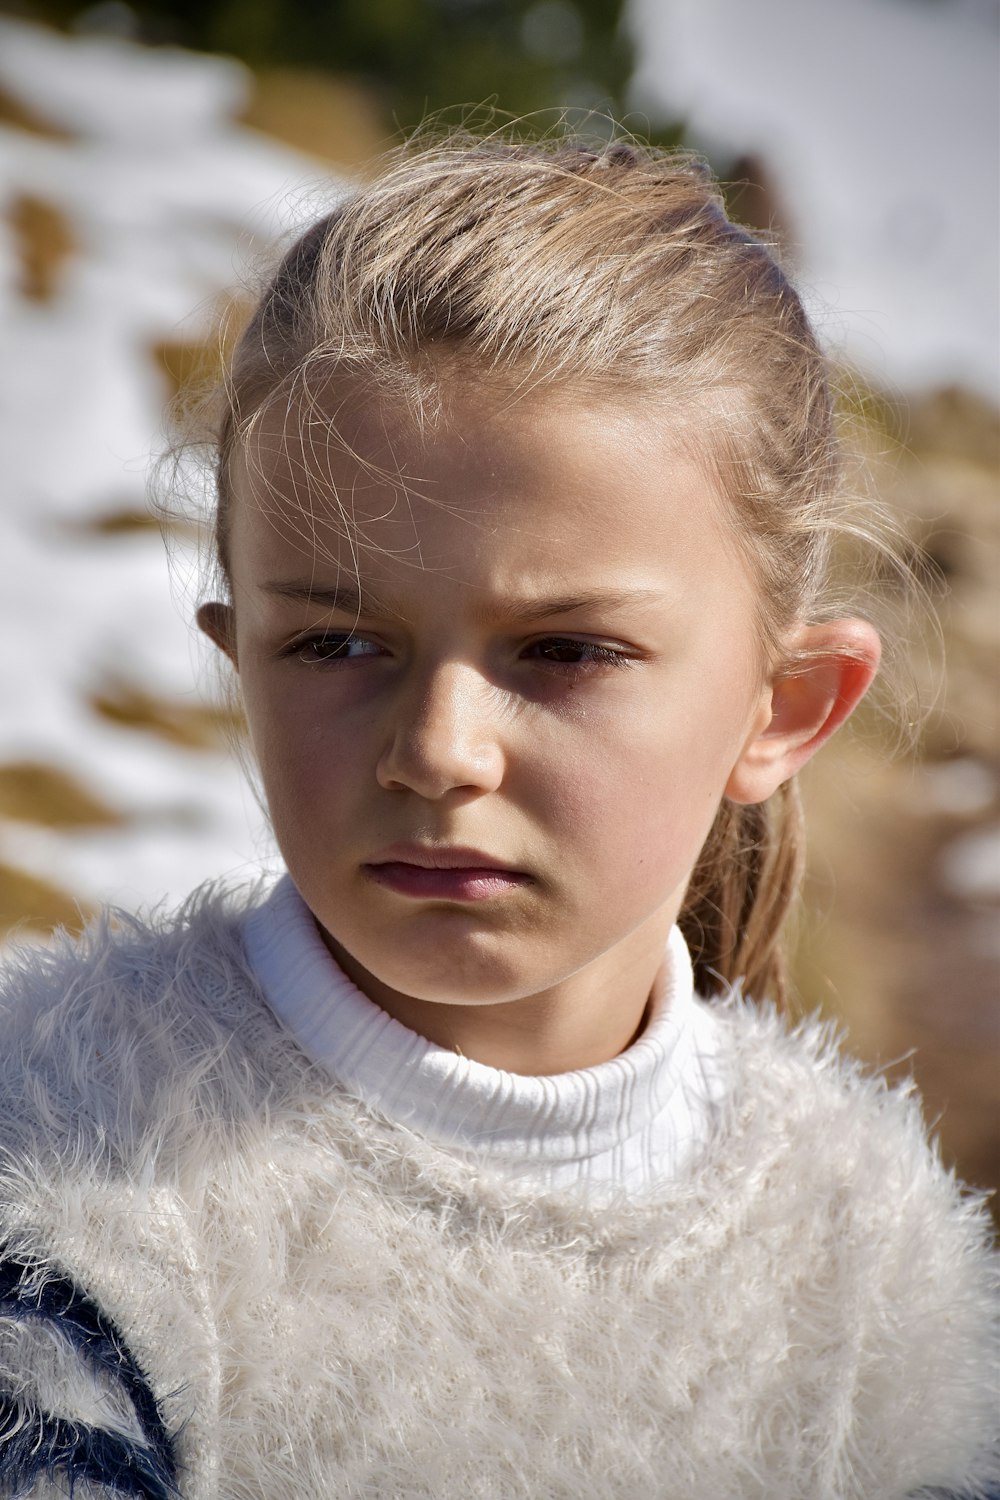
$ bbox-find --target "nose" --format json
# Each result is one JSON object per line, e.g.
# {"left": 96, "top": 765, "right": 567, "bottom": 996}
{"left": 375, "top": 659, "right": 505, "bottom": 799}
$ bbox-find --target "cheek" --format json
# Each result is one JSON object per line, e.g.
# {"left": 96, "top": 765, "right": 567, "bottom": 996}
{"left": 530, "top": 712, "right": 730, "bottom": 886}
{"left": 241, "top": 677, "right": 362, "bottom": 825}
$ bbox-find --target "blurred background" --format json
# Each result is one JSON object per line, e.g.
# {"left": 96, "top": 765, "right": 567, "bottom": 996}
{"left": 0, "top": 0, "right": 997, "bottom": 1207}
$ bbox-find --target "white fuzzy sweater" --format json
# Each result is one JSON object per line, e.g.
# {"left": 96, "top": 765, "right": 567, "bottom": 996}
{"left": 0, "top": 884, "right": 997, "bottom": 1499}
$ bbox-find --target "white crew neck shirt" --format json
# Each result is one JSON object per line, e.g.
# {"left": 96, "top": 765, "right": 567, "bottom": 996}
{"left": 241, "top": 874, "right": 727, "bottom": 1197}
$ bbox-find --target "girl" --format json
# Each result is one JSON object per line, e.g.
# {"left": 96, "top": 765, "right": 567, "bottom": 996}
{"left": 0, "top": 133, "right": 997, "bottom": 1500}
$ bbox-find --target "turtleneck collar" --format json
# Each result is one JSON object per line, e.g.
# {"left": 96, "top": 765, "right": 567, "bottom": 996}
{"left": 241, "top": 873, "right": 725, "bottom": 1196}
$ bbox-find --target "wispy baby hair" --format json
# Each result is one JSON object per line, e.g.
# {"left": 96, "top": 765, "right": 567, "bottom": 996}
{"left": 212, "top": 127, "right": 898, "bottom": 1006}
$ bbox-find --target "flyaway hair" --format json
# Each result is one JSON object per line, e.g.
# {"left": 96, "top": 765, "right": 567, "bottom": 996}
{"left": 202, "top": 129, "right": 903, "bottom": 1005}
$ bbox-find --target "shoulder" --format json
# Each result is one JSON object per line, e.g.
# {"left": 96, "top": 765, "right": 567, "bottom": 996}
{"left": 709, "top": 994, "right": 996, "bottom": 1277}
{"left": 706, "top": 996, "right": 1000, "bottom": 1487}
{"left": 711, "top": 994, "right": 986, "bottom": 1223}
{"left": 0, "top": 881, "right": 299, "bottom": 1169}
{"left": 0, "top": 887, "right": 277, "bottom": 1497}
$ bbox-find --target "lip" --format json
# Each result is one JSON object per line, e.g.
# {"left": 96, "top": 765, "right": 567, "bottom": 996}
{"left": 363, "top": 844, "right": 531, "bottom": 902}
{"left": 366, "top": 842, "right": 524, "bottom": 873}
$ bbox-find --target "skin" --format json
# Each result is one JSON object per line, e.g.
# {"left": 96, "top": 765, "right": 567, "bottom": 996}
{"left": 200, "top": 379, "right": 879, "bottom": 1075}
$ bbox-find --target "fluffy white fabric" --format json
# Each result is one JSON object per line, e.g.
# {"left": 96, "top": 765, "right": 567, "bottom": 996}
{"left": 0, "top": 1319, "right": 149, "bottom": 1444}
{"left": 0, "top": 883, "right": 997, "bottom": 1499}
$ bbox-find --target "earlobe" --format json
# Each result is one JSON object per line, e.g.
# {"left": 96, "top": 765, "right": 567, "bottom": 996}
{"left": 196, "top": 602, "right": 238, "bottom": 668}
{"left": 725, "top": 618, "right": 881, "bottom": 806}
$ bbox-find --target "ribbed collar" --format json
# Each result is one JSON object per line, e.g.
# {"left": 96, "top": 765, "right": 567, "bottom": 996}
{"left": 241, "top": 873, "right": 723, "bottom": 1193}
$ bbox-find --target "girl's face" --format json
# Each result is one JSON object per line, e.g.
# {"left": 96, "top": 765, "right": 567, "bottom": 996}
{"left": 213, "top": 380, "right": 776, "bottom": 1047}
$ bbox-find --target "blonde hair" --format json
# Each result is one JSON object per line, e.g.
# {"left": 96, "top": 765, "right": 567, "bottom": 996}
{"left": 209, "top": 131, "right": 897, "bottom": 1005}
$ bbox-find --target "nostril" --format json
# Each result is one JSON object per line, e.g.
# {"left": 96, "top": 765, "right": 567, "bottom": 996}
{"left": 375, "top": 665, "right": 505, "bottom": 798}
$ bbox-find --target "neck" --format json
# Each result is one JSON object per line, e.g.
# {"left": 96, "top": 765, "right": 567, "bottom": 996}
{"left": 319, "top": 923, "right": 672, "bottom": 1075}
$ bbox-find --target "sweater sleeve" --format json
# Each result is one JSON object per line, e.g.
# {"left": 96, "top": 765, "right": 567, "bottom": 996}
{"left": 0, "top": 1252, "right": 181, "bottom": 1499}
{"left": 0, "top": 906, "right": 253, "bottom": 1499}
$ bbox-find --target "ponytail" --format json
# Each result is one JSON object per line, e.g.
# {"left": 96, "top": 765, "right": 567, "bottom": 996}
{"left": 679, "top": 780, "right": 805, "bottom": 1007}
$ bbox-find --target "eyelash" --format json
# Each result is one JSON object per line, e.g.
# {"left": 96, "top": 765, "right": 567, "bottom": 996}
{"left": 292, "top": 633, "right": 382, "bottom": 664}
{"left": 287, "top": 633, "right": 633, "bottom": 670}
{"left": 525, "top": 637, "right": 632, "bottom": 669}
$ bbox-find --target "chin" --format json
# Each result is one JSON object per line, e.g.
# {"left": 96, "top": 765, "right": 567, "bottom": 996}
{"left": 382, "top": 962, "right": 539, "bottom": 1009}
{"left": 355, "top": 939, "right": 546, "bottom": 1009}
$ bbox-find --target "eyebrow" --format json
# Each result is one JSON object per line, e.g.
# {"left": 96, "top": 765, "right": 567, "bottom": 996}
{"left": 260, "top": 580, "right": 665, "bottom": 623}
{"left": 262, "top": 581, "right": 382, "bottom": 616}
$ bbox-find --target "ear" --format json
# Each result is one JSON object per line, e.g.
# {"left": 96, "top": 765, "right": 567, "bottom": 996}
{"left": 725, "top": 618, "right": 881, "bottom": 806}
{"left": 196, "top": 602, "right": 238, "bottom": 668}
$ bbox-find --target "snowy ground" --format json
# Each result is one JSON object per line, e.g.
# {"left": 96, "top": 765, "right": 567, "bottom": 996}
{"left": 627, "top": 0, "right": 1000, "bottom": 402}
{"left": 0, "top": 17, "right": 348, "bottom": 920}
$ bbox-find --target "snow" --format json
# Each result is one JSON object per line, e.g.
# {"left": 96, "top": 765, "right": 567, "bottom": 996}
{"left": 627, "top": 0, "right": 1000, "bottom": 401}
{"left": 914, "top": 758, "right": 998, "bottom": 819}
{"left": 0, "top": 17, "right": 343, "bottom": 919}
{"left": 0, "top": 19, "right": 250, "bottom": 139}
{"left": 939, "top": 824, "right": 1000, "bottom": 901}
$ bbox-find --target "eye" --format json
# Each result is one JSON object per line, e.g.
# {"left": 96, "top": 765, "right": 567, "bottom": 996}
{"left": 293, "top": 632, "right": 384, "bottom": 664}
{"left": 524, "top": 637, "right": 632, "bottom": 668}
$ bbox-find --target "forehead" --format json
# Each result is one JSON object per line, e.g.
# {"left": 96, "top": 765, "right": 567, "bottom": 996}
{"left": 225, "top": 376, "right": 748, "bottom": 603}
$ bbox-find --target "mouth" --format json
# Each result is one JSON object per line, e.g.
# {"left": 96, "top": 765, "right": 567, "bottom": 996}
{"left": 363, "top": 844, "right": 531, "bottom": 902}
